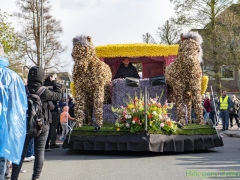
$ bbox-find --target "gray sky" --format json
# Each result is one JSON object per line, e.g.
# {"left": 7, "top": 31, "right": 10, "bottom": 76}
{"left": 0, "top": 0, "right": 175, "bottom": 72}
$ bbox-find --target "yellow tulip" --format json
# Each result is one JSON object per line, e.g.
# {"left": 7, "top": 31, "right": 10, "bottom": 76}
{"left": 128, "top": 104, "right": 134, "bottom": 109}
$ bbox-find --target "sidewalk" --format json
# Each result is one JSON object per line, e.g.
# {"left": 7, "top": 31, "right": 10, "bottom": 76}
{"left": 215, "top": 120, "right": 240, "bottom": 138}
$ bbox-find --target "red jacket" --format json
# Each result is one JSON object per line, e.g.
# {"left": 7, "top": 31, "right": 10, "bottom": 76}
{"left": 204, "top": 99, "right": 211, "bottom": 112}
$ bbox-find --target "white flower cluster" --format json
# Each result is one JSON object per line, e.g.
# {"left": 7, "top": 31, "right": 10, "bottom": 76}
{"left": 124, "top": 115, "right": 132, "bottom": 119}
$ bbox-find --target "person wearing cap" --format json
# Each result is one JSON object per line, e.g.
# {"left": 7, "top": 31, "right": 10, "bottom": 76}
{"left": 11, "top": 66, "right": 62, "bottom": 180}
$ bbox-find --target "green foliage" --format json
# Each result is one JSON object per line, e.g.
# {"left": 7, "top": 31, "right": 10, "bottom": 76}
{"left": 0, "top": 10, "right": 20, "bottom": 55}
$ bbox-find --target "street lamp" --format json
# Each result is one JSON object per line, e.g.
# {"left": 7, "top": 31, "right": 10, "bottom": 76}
{"left": 40, "top": 0, "right": 44, "bottom": 68}
{"left": 65, "top": 80, "right": 69, "bottom": 102}
{"left": 64, "top": 80, "right": 70, "bottom": 124}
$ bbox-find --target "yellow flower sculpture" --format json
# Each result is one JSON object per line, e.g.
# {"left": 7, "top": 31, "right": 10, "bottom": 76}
{"left": 96, "top": 44, "right": 178, "bottom": 58}
{"left": 70, "top": 82, "right": 76, "bottom": 98}
{"left": 201, "top": 75, "right": 209, "bottom": 95}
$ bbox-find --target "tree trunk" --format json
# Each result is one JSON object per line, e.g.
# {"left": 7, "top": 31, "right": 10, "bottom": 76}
{"left": 215, "top": 65, "right": 222, "bottom": 96}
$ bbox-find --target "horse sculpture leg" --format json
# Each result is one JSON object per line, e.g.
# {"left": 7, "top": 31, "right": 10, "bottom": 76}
{"left": 174, "top": 83, "right": 187, "bottom": 125}
{"left": 93, "top": 87, "right": 105, "bottom": 127}
{"left": 184, "top": 91, "right": 192, "bottom": 124}
{"left": 74, "top": 89, "right": 85, "bottom": 127}
{"left": 85, "top": 97, "right": 94, "bottom": 126}
{"left": 192, "top": 90, "right": 204, "bottom": 124}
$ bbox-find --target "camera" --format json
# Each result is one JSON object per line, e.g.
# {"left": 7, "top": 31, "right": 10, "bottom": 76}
{"left": 44, "top": 75, "right": 55, "bottom": 86}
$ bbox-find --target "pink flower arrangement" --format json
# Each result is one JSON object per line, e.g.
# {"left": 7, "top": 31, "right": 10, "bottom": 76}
{"left": 112, "top": 96, "right": 177, "bottom": 133}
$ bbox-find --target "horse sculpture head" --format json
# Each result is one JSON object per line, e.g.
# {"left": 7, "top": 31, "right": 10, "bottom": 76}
{"left": 180, "top": 31, "right": 203, "bottom": 63}
{"left": 71, "top": 35, "right": 95, "bottom": 62}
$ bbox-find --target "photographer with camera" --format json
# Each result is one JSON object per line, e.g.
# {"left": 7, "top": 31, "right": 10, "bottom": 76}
{"left": 11, "top": 66, "right": 62, "bottom": 180}
{"left": 44, "top": 75, "right": 61, "bottom": 149}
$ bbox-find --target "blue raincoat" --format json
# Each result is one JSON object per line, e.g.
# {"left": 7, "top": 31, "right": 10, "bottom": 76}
{"left": 0, "top": 56, "right": 27, "bottom": 165}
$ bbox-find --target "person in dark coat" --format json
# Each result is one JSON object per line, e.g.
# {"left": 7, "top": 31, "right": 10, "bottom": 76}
{"left": 113, "top": 57, "right": 140, "bottom": 79}
{"left": 11, "top": 66, "right": 62, "bottom": 180}
{"left": 229, "top": 95, "right": 240, "bottom": 129}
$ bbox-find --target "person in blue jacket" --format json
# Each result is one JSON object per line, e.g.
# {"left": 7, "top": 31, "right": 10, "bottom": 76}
{"left": 0, "top": 44, "right": 28, "bottom": 179}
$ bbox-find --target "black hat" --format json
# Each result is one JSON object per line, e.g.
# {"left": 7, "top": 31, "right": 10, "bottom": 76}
{"left": 27, "top": 66, "right": 45, "bottom": 85}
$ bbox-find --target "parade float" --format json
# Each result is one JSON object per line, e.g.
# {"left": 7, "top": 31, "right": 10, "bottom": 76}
{"left": 62, "top": 34, "right": 223, "bottom": 152}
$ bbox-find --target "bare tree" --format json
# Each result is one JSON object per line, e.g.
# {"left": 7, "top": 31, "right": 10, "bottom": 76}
{"left": 142, "top": 32, "right": 157, "bottom": 44}
{"left": 170, "top": 0, "right": 235, "bottom": 95}
{"left": 15, "top": 0, "right": 67, "bottom": 71}
{"left": 221, "top": 6, "right": 240, "bottom": 68}
{"left": 157, "top": 19, "right": 179, "bottom": 45}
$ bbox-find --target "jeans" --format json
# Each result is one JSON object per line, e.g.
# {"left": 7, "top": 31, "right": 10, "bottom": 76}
{"left": 5, "top": 160, "right": 11, "bottom": 180}
{"left": 0, "top": 157, "right": 6, "bottom": 180}
{"left": 220, "top": 110, "right": 229, "bottom": 130}
{"left": 204, "top": 112, "right": 210, "bottom": 122}
{"left": 61, "top": 122, "right": 69, "bottom": 139}
{"left": 45, "top": 124, "right": 51, "bottom": 149}
{"left": 209, "top": 111, "right": 216, "bottom": 124}
{"left": 50, "top": 112, "right": 59, "bottom": 145}
{"left": 57, "top": 122, "right": 62, "bottom": 134}
{"left": 191, "top": 109, "right": 196, "bottom": 119}
{"left": 11, "top": 131, "right": 49, "bottom": 180}
{"left": 26, "top": 139, "right": 34, "bottom": 158}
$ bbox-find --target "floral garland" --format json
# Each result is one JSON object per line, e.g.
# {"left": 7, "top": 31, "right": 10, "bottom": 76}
{"left": 201, "top": 75, "right": 209, "bottom": 95}
{"left": 96, "top": 44, "right": 179, "bottom": 58}
{"left": 112, "top": 95, "right": 177, "bottom": 134}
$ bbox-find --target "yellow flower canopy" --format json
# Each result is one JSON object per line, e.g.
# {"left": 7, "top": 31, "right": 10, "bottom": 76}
{"left": 95, "top": 43, "right": 179, "bottom": 58}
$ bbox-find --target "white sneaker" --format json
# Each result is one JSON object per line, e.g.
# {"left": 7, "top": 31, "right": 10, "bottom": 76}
{"left": 59, "top": 136, "right": 65, "bottom": 141}
{"left": 20, "top": 169, "right": 26, "bottom": 173}
{"left": 24, "top": 155, "right": 35, "bottom": 162}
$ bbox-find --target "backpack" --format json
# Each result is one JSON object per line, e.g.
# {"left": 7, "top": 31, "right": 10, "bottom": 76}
{"left": 26, "top": 87, "right": 46, "bottom": 137}
{"left": 210, "top": 100, "right": 214, "bottom": 111}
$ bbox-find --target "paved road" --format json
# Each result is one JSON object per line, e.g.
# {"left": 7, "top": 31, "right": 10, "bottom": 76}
{"left": 18, "top": 124, "right": 240, "bottom": 180}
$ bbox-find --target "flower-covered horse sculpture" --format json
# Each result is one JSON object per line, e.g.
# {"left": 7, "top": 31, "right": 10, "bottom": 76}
{"left": 71, "top": 35, "right": 112, "bottom": 130}
{"left": 165, "top": 32, "right": 204, "bottom": 125}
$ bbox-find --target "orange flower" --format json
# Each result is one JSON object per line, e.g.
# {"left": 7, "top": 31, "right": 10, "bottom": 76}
{"left": 167, "top": 121, "right": 172, "bottom": 127}
{"left": 148, "top": 114, "right": 153, "bottom": 118}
